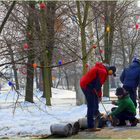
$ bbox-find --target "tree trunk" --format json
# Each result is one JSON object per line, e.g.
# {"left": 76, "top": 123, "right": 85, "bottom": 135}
{"left": 46, "top": 1, "right": 56, "bottom": 97}
{"left": 119, "top": 25, "right": 126, "bottom": 68}
{"left": 6, "top": 40, "right": 19, "bottom": 90}
{"left": 74, "top": 65, "right": 85, "bottom": 105}
{"left": 63, "top": 69, "right": 70, "bottom": 90}
{"left": 25, "top": 58, "right": 34, "bottom": 103}
{"left": 76, "top": 1, "right": 89, "bottom": 75}
{"left": 35, "top": 68, "right": 39, "bottom": 89}
{"left": 40, "top": 2, "right": 56, "bottom": 105}
{"left": 43, "top": 53, "right": 51, "bottom": 105}
{"left": 0, "top": 1, "right": 16, "bottom": 34}
{"left": 103, "top": 1, "right": 116, "bottom": 97}
{"left": 39, "top": 67, "right": 43, "bottom": 91}
{"left": 76, "top": 1, "right": 89, "bottom": 104}
{"left": 25, "top": 2, "right": 35, "bottom": 103}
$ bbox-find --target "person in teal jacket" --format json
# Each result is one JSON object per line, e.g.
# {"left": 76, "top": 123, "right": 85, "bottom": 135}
{"left": 108, "top": 87, "right": 137, "bottom": 126}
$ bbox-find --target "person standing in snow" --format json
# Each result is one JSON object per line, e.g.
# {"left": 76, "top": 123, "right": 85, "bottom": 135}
{"left": 80, "top": 62, "right": 116, "bottom": 132}
{"left": 120, "top": 58, "right": 140, "bottom": 108}
{"left": 106, "top": 87, "right": 137, "bottom": 126}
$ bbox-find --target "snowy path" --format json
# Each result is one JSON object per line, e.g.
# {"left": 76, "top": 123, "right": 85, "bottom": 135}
{"left": 0, "top": 88, "right": 139, "bottom": 139}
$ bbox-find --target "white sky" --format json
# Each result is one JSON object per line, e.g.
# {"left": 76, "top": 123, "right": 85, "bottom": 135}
{"left": 0, "top": 87, "right": 139, "bottom": 138}
{"left": 137, "top": 1, "right": 140, "bottom": 7}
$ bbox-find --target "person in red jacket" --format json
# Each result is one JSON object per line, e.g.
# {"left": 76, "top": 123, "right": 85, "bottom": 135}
{"left": 80, "top": 62, "right": 116, "bottom": 132}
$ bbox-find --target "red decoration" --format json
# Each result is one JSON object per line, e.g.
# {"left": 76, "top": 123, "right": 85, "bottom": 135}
{"left": 30, "top": 4, "right": 35, "bottom": 9}
{"left": 19, "top": 66, "right": 27, "bottom": 75}
{"left": 85, "top": 64, "right": 88, "bottom": 68}
{"left": 39, "top": 2, "right": 46, "bottom": 9}
{"left": 99, "top": 50, "right": 104, "bottom": 54}
{"left": 23, "top": 43, "right": 29, "bottom": 49}
{"left": 27, "top": 32, "right": 31, "bottom": 38}
{"left": 135, "top": 23, "right": 139, "bottom": 29}
{"left": 92, "top": 44, "right": 96, "bottom": 49}
{"left": 102, "top": 16, "right": 105, "bottom": 21}
{"left": 33, "top": 63, "right": 37, "bottom": 69}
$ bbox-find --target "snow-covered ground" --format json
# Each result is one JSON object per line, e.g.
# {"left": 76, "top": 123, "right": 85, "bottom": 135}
{"left": 0, "top": 87, "right": 139, "bottom": 138}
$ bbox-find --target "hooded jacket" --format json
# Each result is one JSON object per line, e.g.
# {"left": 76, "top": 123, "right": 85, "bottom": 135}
{"left": 80, "top": 62, "right": 108, "bottom": 97}
{"left": 120, "top": 60, "right": 140, "bottom": 89}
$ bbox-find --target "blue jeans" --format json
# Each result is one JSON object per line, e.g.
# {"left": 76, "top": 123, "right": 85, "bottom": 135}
{"left": 82, "top": 87, "right": 99, "bottom": 128}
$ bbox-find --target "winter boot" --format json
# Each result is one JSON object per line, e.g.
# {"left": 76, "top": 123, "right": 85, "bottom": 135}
{"left": 116, "top": 119, "right": 126, "bottom": 126}
{"left": 130, "top": 118, "right": 138, "bottom": 126}
{"left": 111, "top": 117, "right": 120, "bottom": 126}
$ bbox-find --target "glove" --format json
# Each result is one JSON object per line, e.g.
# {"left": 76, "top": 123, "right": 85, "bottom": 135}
{"left": 101, "top": 114, "right": 108, "bottom": 119}
{"left": 112, "top": 100, "right": 116, "bottom": 105}
{"left": 107, "top": 115, "right": 113, "bottom": 122}
{"left": 102, "top": 114, "right": 112, "bottom": 120}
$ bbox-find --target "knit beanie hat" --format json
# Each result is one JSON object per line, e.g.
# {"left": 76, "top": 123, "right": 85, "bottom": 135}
{"left": 109, "top": 66, "right": 116, "bottom": 76}
{"left": 104, "top": 64, "right": 116, "bottom": 76}
{"left": 133, "top": 57, "right": 140, "bottom": 64}
{"left": 115, "top": 87, "right": 127, "bottom": 96}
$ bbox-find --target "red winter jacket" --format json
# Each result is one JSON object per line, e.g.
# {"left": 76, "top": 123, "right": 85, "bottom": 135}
{"left": 80, "top": 62, "right": 108, "bottom": 97}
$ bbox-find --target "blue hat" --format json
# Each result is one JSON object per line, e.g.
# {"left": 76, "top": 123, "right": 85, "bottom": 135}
{"left": 133, "top": 58, "right": 140, "bottom": 64}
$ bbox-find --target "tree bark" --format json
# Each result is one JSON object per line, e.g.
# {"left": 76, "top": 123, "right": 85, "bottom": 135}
{"left": 103, "top": 1, "right": 117, "bottom": 97}
{"left": 0, "top": 1, "right": 16, "bottom": 34}
{"left": 76, "top": 1, "right": 89, "bottom": 104}
{"left": 5, "top": 39, "right": 19, "bottom": 90}
{"left": 25, "top": 2, "right": 35, "bottom": 103}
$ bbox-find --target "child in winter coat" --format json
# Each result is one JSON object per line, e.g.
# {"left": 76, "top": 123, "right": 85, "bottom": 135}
{"left": 107, "top": 87, "right": 137, "bottom": 126}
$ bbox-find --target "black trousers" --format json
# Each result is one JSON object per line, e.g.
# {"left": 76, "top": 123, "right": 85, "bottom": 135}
{"left": 111, "top": 107, "right": 136, "bottom": 124}
{"left": 123, "top": 86, "right": 137, "bottom": 108}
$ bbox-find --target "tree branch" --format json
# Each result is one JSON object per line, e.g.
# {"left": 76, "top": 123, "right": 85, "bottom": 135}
{"left": 0, "top": 1, "right": 16, "bottom": 34}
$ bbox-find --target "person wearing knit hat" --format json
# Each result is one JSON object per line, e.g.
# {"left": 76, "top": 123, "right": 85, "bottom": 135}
{"left": 106, "top": 87, "right": 138, "bottom": 127}
{"left": 80, "top": 62, "right": 116, "bottom": 132}
{"left": 133, "top": 57, "right": 140, "bottom": 64}
{"left": 103, "top": 64, "right": 116, "bottom": 76}
{"left": 120, "top": 58, "right": 140, "bottom": 107}
{"left": 108, "top": 66, "right": 116, "bottom": 76}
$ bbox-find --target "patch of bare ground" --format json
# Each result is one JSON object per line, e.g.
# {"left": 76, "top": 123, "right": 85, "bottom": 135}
{"left": 94, "top": 126, "right": 140, "bottom": 139}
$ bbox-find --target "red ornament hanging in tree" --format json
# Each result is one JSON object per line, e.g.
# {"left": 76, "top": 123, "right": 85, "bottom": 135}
{"left": 85, "top": 64, "right": 88, "bottom": 68}
{"left": 27, "top": 32, "right": 31, "bottom": 38}
{"left": 92, "top": 44, "right": 96, "bottom": 49}
{"left": 102, "top": 16, "right": 105, "bottom": 21}
{"left": 39, "top": 2, "right": 46, "bottom": 9}
{"left": 23, "top": 43, "right": 29, "bottom": 49}
{"left": 99, "top": 50, "right": 104, "bottom": 54}
{"left": 135, "top": 23, "right": 139, "bottom": 29}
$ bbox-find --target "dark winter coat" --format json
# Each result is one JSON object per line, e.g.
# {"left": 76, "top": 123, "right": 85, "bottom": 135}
{"left": 109, "top": 95, "right": 136, "bottom": 117}
{"left": 80, "top": 62, "right": 108, "bottom": 97}
{"left": 120, "top": 61, "right": 140, "bottom": 89}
